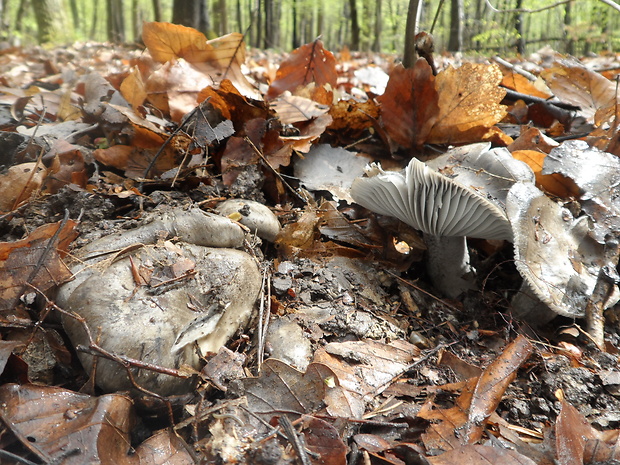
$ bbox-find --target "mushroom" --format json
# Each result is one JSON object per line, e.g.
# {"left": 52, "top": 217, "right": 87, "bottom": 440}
{"left": 351, "top": 144, "right": 533, "bottom": 298}
{"left": 56, "top": 206, "right": 262, "bottom": 395}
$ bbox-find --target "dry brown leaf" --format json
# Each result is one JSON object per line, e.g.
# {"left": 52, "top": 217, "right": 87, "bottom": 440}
{"left": 142, "top": 21, "right": 211, "bottom": 63}
{"left": 270, "top": 92, "right": 330, "bottom": 124}
{"left": 464, "top": 334, "right": 533, "bottom": 443}
{"left": 428, "top": 63, "right": 507, "bottom": 145}
{"left": 556, "top": 401, "right": 598, "bottom": 465}
{"left": 0, "top": 162, "right": 46, "bottom": 212}
{"left": 266, "top": 38, "right": 337, "bottom": 101}
{"left": 428, "top": 445, "right": 537, "bottom": 465}
{"left": 508, "top": 126, "right": 559, "bottom": 154}
{"left": 378, "top": 59, "right": 438, "bottom": 149}
{"left": 418, "top": 335, "right": 533, "bottom": 452}
{"left": 541, "top": 63, "right": 615, "bottom": 124}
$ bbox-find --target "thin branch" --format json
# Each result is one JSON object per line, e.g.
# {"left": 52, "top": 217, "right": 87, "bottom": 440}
{"left": 485, "top": 0, "right": 571, "bottom": 14}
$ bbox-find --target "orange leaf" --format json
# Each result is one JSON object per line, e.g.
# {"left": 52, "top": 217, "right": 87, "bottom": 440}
{"left": 266, "top": 38, "right": 337, "bottom": 101}
{"left": 120, "top": 66, "right": 147, "bottom": 110}
{"left": 428, "top": 63, "right": 507, "bottom": 145}
{"left": 501, "top": 71, "right": 551, "bottom": 99}
{"left": 511, "top": 149, "right": 580, "bottom": 198}
{"left": 142, "top": 21, "right": 210, "bottom": 63}
{"left": 377, "top": 59, "right": 439, "bottom": 149}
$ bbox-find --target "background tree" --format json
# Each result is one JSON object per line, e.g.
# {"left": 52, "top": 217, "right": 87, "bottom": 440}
{"left": 32, "top": 0, "right": 70, "bottom": 43}
{"left": 107, "top": 0, "right": 125, "bottom": 42}
{"left": 448, "top": 0, "right": 463, "bottom": 52}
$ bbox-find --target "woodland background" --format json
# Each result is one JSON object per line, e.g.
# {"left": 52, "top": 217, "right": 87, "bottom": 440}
{"left": 1, "top": 0, "right": 620, "bottom": 57}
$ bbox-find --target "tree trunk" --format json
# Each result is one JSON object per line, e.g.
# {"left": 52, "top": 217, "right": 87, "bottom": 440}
{"left": 68, "top": 0, "right": 79, "bottom": 32}
{"left": 152, "top": 0, "right": 162, "bottom": 22}
{"left": 199, "top": 0, "right": 210, "bottom": 34}
{"left": 514, "top": 0, "right": 525, "bottom": 54}
{"left": 402, "top": 0, "right": 420, "bottom": 68}
{"left": 263, "top": 0, "right": 273, "bottom": 48}
{"left": 107, "top": 0, "right": 125, "bottom": 43}
{"left": 32, "top": 0, "right": 69, "bottom": 43}
{"left": 448, "top": 0, "right": 463, "bottom": 52}
{"left": 348, "top": 0, "right": 359, "bottom": 50}
{"left": 563, "top": 1, "right": 574, "bottom": 55}
{"left": 172, "top": 0, "right": 201, "bottom": 29}
{"left": 372, "top": 0, "right": 382, "bottom": 52}
{"left": 236, "top": 0, "right": 243, "bottom": 32}
{"left": 292, "top": 0, "right": 299, "bottom": 48}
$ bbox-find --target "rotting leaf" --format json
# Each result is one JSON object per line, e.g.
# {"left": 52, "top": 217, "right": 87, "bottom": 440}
{"left": 428, "top": 63, "right": 507, "bottom": 145}
{"left": 377, "top": 59, "right": 438, "bottom": 149}
{"left": 301, "top": 415, "right": 347, "bottom": 465}
{"left": 0, "top": 384, "right": 194, "bottom": 464}
{"left": 0, "top": 219, "right": 78, "bottom": 316}
{"left": 243, "top": 358, "right": 337, "bottom": 422}
{"left": 266, "top": 38, "right": 337, "bottom": 101}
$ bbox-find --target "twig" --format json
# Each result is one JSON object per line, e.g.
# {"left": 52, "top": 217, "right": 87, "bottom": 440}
{"left": 279, "top": 415, "right": 314, "bottom": 465}
{"left": 492, "top": 55, "right": 538, "bottom": 82}
{"left": 243, "top": 136, "right": 307, "bottom": 204}
{"left": 485, "top": 0, "right": 571, "bottom": 14}
{"left": 385, "top": 270, "right": 462, "bottom": 314}
{"left": 256, "top": 267, "right": 271, "bottom": 372}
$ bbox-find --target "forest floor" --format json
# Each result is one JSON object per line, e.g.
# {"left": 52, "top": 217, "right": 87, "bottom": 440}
{"left": 2, "top": 25, "right": 620, "bottom": 465}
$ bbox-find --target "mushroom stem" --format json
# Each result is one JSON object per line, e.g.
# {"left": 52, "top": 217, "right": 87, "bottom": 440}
{"left": 424, "top": 235, "right": 476, "bottom": 298}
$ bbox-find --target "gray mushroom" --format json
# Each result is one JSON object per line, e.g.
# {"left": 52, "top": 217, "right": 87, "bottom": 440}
{"left": 351, "top": 144, "right": 533, "bottom": 298}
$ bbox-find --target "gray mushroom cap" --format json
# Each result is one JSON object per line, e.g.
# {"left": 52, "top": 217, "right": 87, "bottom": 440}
{"left": 351, "top": 157, "right": 514, "bottom": 241}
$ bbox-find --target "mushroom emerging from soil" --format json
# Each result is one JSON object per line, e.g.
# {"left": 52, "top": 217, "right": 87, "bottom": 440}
{"left": 56, "top": 206, "right": 264, "bottom": 395}
{"left": 351, "top": 145, "right": 531, "bottom": 298}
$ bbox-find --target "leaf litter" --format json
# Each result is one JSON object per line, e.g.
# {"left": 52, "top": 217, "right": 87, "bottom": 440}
{"left": 2, "top": 23, "right": 620, "bottom": 465}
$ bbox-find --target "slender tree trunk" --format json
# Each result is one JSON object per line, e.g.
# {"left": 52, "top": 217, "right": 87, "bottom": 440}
{"left": 172, "top": 0, "right": 200, "bottom": 29}
{"left": 236, "top": 0, "right": 243, "bottom": 31}
{"left": 69, "top": 0, "right": 79, "bottom": 32}
{"left": 514, "top": 0, "right": 524, "bottom": 54}
{"left": 372, "top": 0, "right": 382, "bottom": 52}
{"left": 348, "top": 0, "right": 359, "bottom": 49}
{"left": 448, "top": 0, "right": 463, "bottom": 52}
{"left": 403, "top": 0, "right": 420, "bottom": 68}
{"left": 107, "top": 0, "right": 125, "bottom": 43}
{"left": 263, "top": 0, "right": 272, "bottom": 47}
{"left": 199, "top": 0, "right": 209, "bottom": 34}
{"left": 292, "top": 0, "right": 299, "bottom": 48}
{"left": 152, "top": 0, "right": 162, "bottom": 22}
{"left": 32, "top": 0, "right": 69, "bottom": 43}
{"left": 563, "top": 1, "right": 574, "bottom": 55}
{"left": 89, "top": 0, "right": 98, "bottom": 39}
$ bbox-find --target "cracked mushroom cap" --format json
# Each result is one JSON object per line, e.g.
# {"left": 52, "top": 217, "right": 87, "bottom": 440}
{"left": 351, "top": 157, "right": 513, "bottom": 241}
